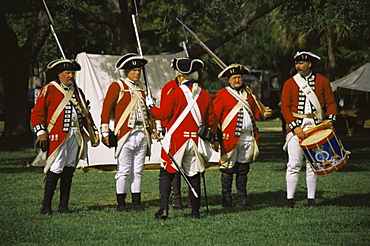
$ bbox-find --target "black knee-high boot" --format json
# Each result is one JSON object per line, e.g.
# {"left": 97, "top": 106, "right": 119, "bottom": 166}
{"left": 116, "top": 193, "right": 127, "bottom": 212}
{"left": 221, "top": 173, "right": 233, "bottom": 207}
{"left": 188, "top": 173, "right": 201, "bottom": 218}
{"left": 171, "top": 172, "right": 183, "bottom": 210}
{"left": 236, "top": 175, "right": 250, "bottom": 206}
{"left": 236, "top": 163, "right": 250, "bottom": 207}
{"left": 58, "top": 167, "right": 75, "bottom": 213}
{"left": 155, "top": 168, "right": 175, "bottom": 219}
{"left": 132, "top": 193, "right": 144, "bottom": 211}
{"left": 41, "top": 171, "right": 60, "bottom": 215}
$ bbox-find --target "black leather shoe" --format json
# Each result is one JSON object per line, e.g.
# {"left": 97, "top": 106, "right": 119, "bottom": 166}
{"left": 116, "top": 205, "right": 128, "bottom": 212}
{"left": 133, "top": 204, "right": 145, "bottom": 211}
{"left": 40, "top": 207, "right": 53, "bottom": 215}
{"left": 154, "top": 209, "right": 168, "bottom": 219}
{"left": 236, "top": 198, "right": 251, "bottom": 207}
{"left": 307, "top": 199, "right": 319, "bottom": 208}
{"left": 284, "top": 199, "right": 294, "bottom": 208}
{"left": 190, "top": 212, "right": 200, "bottom": 219}
{"left": 58, "top": 207, "right": 72, "bottom": 214}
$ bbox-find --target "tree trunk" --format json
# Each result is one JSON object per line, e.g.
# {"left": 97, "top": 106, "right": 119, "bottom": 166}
{"left": 325, "top": 26, "right": 336, "bottom": 81}
{"left": 0, "top": 13, "right": 34, "bottom": 148}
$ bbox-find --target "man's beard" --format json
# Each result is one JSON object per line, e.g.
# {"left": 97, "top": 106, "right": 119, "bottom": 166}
{"left": 66, "top": 79, "right": 74, "bottom": 87}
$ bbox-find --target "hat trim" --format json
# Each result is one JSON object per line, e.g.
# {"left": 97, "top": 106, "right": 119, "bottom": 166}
{"left": 115, "top": 53, "right": 148, "bottom": 71}
{"left": 173, "top": 58, "right": 204, "bottom": 74}
{"left": 218, "top": 64, "right": 250, "bottom": 78}
{"left": 47, "top": 59, "right": 81, "bottom": 70}
{"left": 294, "top": 51, "right": 321, "bottom": 61}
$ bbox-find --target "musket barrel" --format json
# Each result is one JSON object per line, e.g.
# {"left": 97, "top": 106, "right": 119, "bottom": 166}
{"left": 132, "top": 14, "right": 143, "bottom": 57}
{"left": 50, "top": 25, "right": 66, "bottom": 59}
{"left": 42, "top": 0, "right": 66, "bottom": 59}
{"left": 176, "top": 17, "right": 267, "bottom": 114}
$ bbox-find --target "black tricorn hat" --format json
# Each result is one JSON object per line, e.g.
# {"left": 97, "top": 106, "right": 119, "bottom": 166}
{"left": 218, "top": 64, "right": 250, "bottom": 78}
{"left": 115, "top": 53, "right": 148, "bottom": 71}
{"left": 47, "top": 59, "right": 81, "bottom": 72}
{"left": 171, "top": 58, "right": 204, "bottom": 74}
{"left": 294, "top": 51, "right": 321, "bottom": 61}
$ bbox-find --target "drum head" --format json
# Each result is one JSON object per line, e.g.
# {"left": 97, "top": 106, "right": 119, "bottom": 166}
{"left": 301, "top": 129, "right": 332, "bottom": 146}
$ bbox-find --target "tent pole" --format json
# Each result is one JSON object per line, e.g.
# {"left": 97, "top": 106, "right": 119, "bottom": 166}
{"left": 337, "top": 90, "right": 352, "bottom": 135}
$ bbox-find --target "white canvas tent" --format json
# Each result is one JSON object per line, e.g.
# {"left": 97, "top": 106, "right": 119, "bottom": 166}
{"left": 331, "top": 63, "right": 370, "bottom": 92}
{"left": 330, "top": 63, "right": 370, "bottom": 134}
{"left": 75, "top": 52, "right": 220, "bottom": 168}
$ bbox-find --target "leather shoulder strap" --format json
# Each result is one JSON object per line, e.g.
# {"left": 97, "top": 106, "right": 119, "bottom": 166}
{"left": 293, "top": 73, "right": 322, "bottom": 120}
{"left": 47, "top": 82, "right": 74, "bottom": 132}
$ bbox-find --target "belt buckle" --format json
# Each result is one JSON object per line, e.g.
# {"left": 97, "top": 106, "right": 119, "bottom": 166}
{"left": 135, "top": 121, "right": 143, "bottom": 126}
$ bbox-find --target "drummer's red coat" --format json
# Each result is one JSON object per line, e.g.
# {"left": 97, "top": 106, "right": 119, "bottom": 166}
{"left": 281, "top": 73, "right": 337, "bottom": 133}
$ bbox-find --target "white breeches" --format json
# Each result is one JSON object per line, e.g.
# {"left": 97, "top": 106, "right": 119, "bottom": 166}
{"left": 116, "top": 130, "right": 147, "bottom": 194}
{"left": 50, "top": 128, "right": 80, "bottom": 174}
{"left": 286, "top": 135, "right": 318, "bottom": 183}
{"left": 170, "top": 139, "right": 206, "bottom": 177}
{"left": 229, "top": 133, "right": 254, "bottom": 166}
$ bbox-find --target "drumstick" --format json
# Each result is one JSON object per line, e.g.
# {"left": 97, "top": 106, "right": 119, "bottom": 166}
{"left": 304, "top": 120, "right": 333, "bottom": 134}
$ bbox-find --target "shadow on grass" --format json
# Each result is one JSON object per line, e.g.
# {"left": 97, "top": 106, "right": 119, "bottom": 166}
{"left": 319, "top": 193, "right": 370, "bottom": 207}
{"left": 0, "top": 162, "right": 41, "bottom": 174}
{"left": 79, "top": 189, "right": 370, "bottom": 215}
{"left": 85, "top": 204, "right": 116, "bottom": 211}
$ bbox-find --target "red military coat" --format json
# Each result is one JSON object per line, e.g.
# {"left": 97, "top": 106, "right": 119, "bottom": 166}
{"left": 281, "top": 73, "right": 337, "bottom": 133}
{"left": 160, "top": 79, "right": 179, "bottom": 128}
{"left": 100, "top": 80, "right": 152, "bottom": 156}
{"left": 212, "top": 87, "right": 264, "bottom": 165}
{"left": 151, "top": 83, "right": 216, "bottom": 173}
{"left": 31, "top": 80, "right": 97, "bottom": 170}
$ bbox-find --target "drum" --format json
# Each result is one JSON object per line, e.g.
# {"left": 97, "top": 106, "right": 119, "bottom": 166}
{"left": 300, "top": 126, "right": 348, "bottom": 175}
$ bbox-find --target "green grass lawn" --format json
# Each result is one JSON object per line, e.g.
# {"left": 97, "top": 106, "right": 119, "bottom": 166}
{"left": 0, "top": 124, "right": 369, "bottom": 245}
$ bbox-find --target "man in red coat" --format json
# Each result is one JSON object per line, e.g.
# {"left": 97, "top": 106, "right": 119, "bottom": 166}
{"left": 281, "top": 51, "right": 337, "bottom": 208}
{"left": 100, "top": 53, "right": 152, "bottom": 212}
{"left": 212, "top": 64, "right": 272, "bottom": 207}
{"left": 31, "top": 59, "right": 99, "bottom": 215}
{"left": 148, "top": 58, "right": 216, "bottom": 219}
{"left": 159, "top": 77, "right": 186, "bottom": 210}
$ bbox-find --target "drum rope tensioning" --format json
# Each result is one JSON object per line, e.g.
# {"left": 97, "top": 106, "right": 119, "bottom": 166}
{"left": 300, "top": 124, "right": 349, "bottom": 175}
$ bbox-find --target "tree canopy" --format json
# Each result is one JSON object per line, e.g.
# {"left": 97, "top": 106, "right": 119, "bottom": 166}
{"left": 1, "top": 0, "right": 369, "bottom": 147}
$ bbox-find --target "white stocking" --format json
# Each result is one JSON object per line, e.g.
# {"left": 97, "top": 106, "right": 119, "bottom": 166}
{"left": 287, "top": 180, "right": 298, "bottom": 199}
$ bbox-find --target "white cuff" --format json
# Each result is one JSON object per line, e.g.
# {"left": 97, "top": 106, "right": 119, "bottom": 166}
{"left": 36, "top": 130, "right": 47, "bottom": 136}
{"left": 155, "top": 120, "right": 162, "bottom": 131}
{"left": 100, "top": 124, "right": 109, "bottom": 133}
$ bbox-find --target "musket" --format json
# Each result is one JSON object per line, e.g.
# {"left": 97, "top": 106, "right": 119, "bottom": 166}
{"left": 131, "top": 11, "right": 198, "bottom": 198}
{"left": 131, "top": 14, "right": 153, "bottom": 100}
{"left": 152, "top": 131, "right": 198, "bottom": 198}
{"left": 176, "top": 18, "right": 266, "bottom": 114}
{"left": 176, "top": 18, "right": 226, "bottom": 69}
{"left": 179, "top": 16, "right": 190, "bottom": 57}
{"left": 41, "top": 0, "right": 99, "bottom": 148}
{"left": 42, "top": 0, "right": 66, "bottom": 59}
